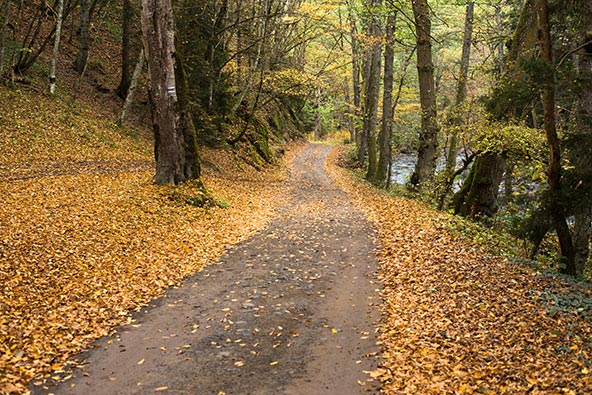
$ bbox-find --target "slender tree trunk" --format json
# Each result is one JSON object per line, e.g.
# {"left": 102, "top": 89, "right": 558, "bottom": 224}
{"left": 0, "top": 0, "right": 10, "bottom": 74}
{"left": 494, "top": 2, "right": 504, "bottom": 75}
{"left": 374, "top": 13, "right": 396, "bottom": 185}
{"left": 536, "top": 0, "right": 576, "bottom": 274}
{"left": 207, "top": 0, "right": 227, "bottom": 111}
{"left": 361, "top": 0, "right": 382, "bottom": 173}
{"left": 49, "top": 0, "right": 64, "bottom": 94}
{"left": 73, "top": 0, "right": 91, "bottom": 73}
{"left": 445, "top": 1, "right": 473, "bottom": 176}
{"left": 504, "top": 159, "right": 514, "bottom": 204}
{"left": 410, "top": 0, "right": 439, "bottom": 188}
{"left": 116, "top": 0, "right": 133, "bottom": 98}
{"left": 141, "top": 0, "right": 198, "bottom": 184}
{"left": 235, "top": 0, "right": 242, "bottom": 84}
{"left": 349, "top": 11, "right": 361, "bottom": 148}
{"left": 437, "top": 1, "right": 474, "bottom": 206}
{"left": 175, "top": 52, "right": 200, "bottom": 180}
{"left": 572, "top": 11, "right": 592, "bottom": 274}
{"left": 16, "top": 0, "right": 75, "bottom": 75}
{"left": 119, "top": 48, "right": 144, "bottom": 126}
{"left": 313, "top": 86, "right": 322, "bottom": 140}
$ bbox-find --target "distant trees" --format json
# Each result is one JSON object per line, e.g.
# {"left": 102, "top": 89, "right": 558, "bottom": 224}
{"left": 1, "top": 0, "right": 590, "bottom": 275}
{"left": 341, "top": 0, "right": 591, "bottom": 275}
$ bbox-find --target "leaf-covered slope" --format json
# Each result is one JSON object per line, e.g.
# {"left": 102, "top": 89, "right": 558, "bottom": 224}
{"left": 0, "top": 85, "right": 152, "bottom": 166}
{"left": 327, "top": 147, "right": 592, "bottom": 394}
{"left": 0, "top": 83, "right": 295, "bottom": 394}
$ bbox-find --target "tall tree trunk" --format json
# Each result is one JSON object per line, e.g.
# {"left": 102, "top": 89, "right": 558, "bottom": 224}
{"left": 49, "top": 0, "right": 64, "bottom": 94}
{"left": 116, "top": 0, "right": 133, "bottom": 98}
{"left": 571, "top": 11, "right": 592, "bottom": 274}
{"left": 175, "top": 52, "right": 200, "bottom": 180}
{"left": 141, "top": 0, "right": 199, "bottom": 184}
{"left": 361, "top": 0, "right": 382, "bottom": 173}
{"left": 444, "top": 1, "right": 473, "bottom": 177}
{"left": 73, "top": 0, "right": 91, "bottom": 74}
{"left": 235, "top": 0, "right": 242, "bottom": 84}
{"left": 207, "top": 0, "right": 227, "bottom": 111}
{"left": 536, "top": 0, "right": 576, "bottom": 274}
{"left": 0, "top": 0, "right": 10, "bottom": 74}
{"left": 437, "top": 1, "right": 474, "bottom": 206}
{"left": 349, "top": 9, "right": 361, "bottom": 148}
{"left": 374, "top": 13, "right": 396, "bottom": 185}
{"left": 410, "top": 0, "right": 438, "bottom": 188}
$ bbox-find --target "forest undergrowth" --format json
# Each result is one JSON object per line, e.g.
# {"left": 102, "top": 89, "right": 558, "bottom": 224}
{"left": 327, "top": 147, "right": 592, "bottom": 394}
{"left": 0, "top": 85, "right": 294, "bottom": 394}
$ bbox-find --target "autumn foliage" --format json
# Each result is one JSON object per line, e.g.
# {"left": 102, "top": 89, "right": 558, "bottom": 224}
{"left": 328, "top": 147, "right": 592, "bottom": 394}
{"left": 0, "top": 86, "right": 292, "bottom": 394}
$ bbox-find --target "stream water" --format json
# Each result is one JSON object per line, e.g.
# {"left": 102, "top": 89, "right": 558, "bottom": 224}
{"left": 390, "top": 153, "right": 469, "bottom": 191}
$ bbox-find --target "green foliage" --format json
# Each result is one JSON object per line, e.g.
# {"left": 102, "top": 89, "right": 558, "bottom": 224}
{"left": 175, "top": 0, "right": 232, "bottom": 142}
{"left": 435, "top": 212, "right": 523, "bottom": 259}
{"left": 473, "top": 121, "right": 547, "bottom": 158}
{"left": 169, "top": 180, "right": 230, "bottom": 209}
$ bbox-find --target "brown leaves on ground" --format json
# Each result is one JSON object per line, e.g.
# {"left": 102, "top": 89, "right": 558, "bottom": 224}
{"left": 0, "top": 146, "right": 292, "bottom": 394}
{"left": 327, "top": 147, "right": 592, "bottom": 394}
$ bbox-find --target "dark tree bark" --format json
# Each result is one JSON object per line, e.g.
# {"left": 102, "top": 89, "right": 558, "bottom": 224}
{"left": 536, "top": 0, "right": 576, "bottom": 274}
{"left": 360, "top": 0, "right": 382, "bottom": 172}
{"left": 572, "top": 11, "right": 592, "bottom": 274}
{"left": 207, "top": 0, "right": 228, "bottom": 111}
{"left": 373, "top": 13, "right": 396, "bottom": 185}
{"left": 73, "top": 0, "right": 91, "bottom": 74}
{"left": 174, "top": 52, "right": 200, "bottom": 180}
{"left": 116, "top": 0, "right": 133, "bottom": 98}
{"left": 452, "top": 152, "right": 506, "bottom": 218}
{"left": 14, "top": 0, "right": 76, "bottom": 74}
{"left": 313, "top": 86, "right": 322, "bottom": 140}
{"left": 0, "top": 0, "right": 11, "bottom": 74}
{"left": 410, "top": 0, "right": 439, "bottom": 188}
{"left": 141, "top": 0, "right": 199, "bottom": 184}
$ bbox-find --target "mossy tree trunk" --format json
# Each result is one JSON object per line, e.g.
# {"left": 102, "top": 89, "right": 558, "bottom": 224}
{"left": 410, "top": 0, "right": 439, "bottom": 189}
{"left": 572, "top": 11, "right": 592, "bottom": 274}
{"left": 452, "top": 152, "right": 506, "bottom": 218}
{"left": 141, "top": 0, "right": 200, "bottom": 184}
{"left": 361, "top": 0, "right": 382, "bottom": 174}
{"left": 372, "top": 13, "right": 396, "bottom": 185}
{"left": 536, "top": 0, "right": 576, "bottom": 274}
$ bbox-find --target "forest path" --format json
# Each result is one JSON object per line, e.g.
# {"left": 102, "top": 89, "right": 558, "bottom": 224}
{"left": 34, "top": 144, "right": 382, "bottom": 395}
